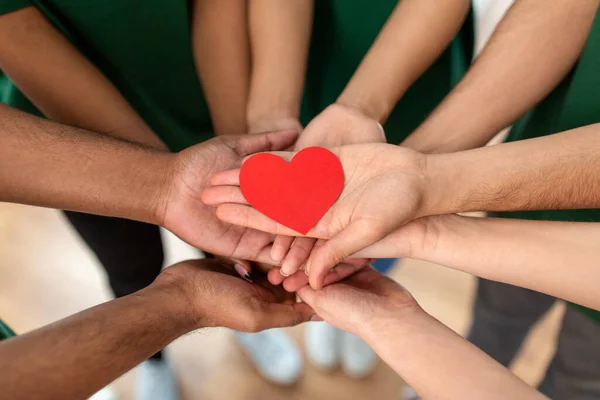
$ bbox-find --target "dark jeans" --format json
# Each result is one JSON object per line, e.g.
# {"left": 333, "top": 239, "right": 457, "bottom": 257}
{"left": 64, "top": 211, "right": 165, "bottom": 360}
{"left": 468, "top": 278, "right": 600, "bottom": 399}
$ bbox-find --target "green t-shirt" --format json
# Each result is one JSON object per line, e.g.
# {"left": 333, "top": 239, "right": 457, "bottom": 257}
{"left": 497, "top": 10, "right": 600, "bottom": 324}
{"left": 0, "top": 319, "right": 16, "bottom": 341}
{"left": 0, "top": 0, "right": 473, "bottom": 150}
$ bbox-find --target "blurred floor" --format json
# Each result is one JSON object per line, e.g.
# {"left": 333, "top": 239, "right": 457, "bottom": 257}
{"left": 0, "top": 203, "right": 563, "bottom": 399}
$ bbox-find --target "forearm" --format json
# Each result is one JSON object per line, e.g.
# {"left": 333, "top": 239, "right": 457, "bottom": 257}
{"left": 402, "top": 0, "right": 599, "bottom": 153}
{"left": 0, "top": 284, "right": 196, "bottom": 400}
{"left": 424, "top": 124, "right": 600, "bottom": 214}
{"left": 337, "top": 0, "right": 470, "bottom": 123}
{"left": 246, "top": 0, "right": 313, "bottom": 131}
{"left": 0, "top": 104, "right": 170, "bottom": 224}
{"left": 0, "top": 7, "right": 165, "bottom": 149}
{"left": 192, "top": 0, "right": 250, "bottom": 135}
{"left": 363, "top": 311, "right": 544, "bottom": 399}
{"left": 421, "top": 216, "right": 600, "bottom": 310}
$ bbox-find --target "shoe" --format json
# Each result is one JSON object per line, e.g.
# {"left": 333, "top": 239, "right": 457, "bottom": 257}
{"left": 340, "top": 331, "right": 377, "bottom": 378}
{"left": 89, "top": 387, "right": 118, "bottom": 400}
{"left": 304, "top": 321, "right": 341, "bottom": 371}
{"left": 234, "top": 329, "right": 303, "bottom": 385}
{"left": 135, "top": 358, "right": 178, "bottom": 400}
{"left": 400, "top": 385, "right": 422, "bottom": 400}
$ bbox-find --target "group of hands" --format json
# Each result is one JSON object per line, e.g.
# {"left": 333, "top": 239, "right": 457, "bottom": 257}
{"left": 151, "top": 104, "right": 429, "bottom": 337}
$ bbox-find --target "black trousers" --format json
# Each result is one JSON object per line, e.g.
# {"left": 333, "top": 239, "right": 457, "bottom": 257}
{"left": 64, "top": 211, "right": 165, "bottom": 360}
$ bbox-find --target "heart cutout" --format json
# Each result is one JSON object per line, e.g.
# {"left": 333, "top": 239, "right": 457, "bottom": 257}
{"left": 240, "top": 147, "right": 344, "bottom": 235}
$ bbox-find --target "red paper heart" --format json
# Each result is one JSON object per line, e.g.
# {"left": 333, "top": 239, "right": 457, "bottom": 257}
{"left": 240, "top": 147, "right": 344, "bottom": 235}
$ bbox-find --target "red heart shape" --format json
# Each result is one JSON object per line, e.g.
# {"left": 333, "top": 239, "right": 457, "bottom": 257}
{"left": 240, "top": 147, "right": 344, "bottom": 235}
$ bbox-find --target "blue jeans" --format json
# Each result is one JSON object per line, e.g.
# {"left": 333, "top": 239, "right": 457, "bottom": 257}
{"left": 372, "top": 258, "right": 399, "bottom": 274}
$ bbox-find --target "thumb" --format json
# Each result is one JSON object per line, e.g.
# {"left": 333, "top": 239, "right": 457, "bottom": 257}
{"left": 253, "top": 302, "right": 316, "bottom": 331}
{"left": 306, "top": 220, "right": 385, "bottom": 290}
{"left": 229, "top": 130, "right": 299, "bottom": 156}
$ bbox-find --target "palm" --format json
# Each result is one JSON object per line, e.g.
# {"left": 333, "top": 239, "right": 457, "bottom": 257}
{"left": 297, "top": 268, "right": 417, "bottom": 334}
{"left": 159, "top": 259, "right": 310, "bottom": 332}
{"left": 161, "top": 133, "right": 297, "bottom": 263}
{"left": 314, "top": 144, "right": 423, "bottom": 238}
{"left": 203, "top": 142, "right": 426, "bottom": 288}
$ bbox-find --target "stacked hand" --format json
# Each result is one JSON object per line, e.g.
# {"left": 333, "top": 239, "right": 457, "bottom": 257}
{"left": 156, "top": 130, "right": 299, "bottom": 264}
{"left": 153, "top": 258, "right": 315, "bottom": 332}
{"left": 202, "top": 142, "right": 430, "bottom": 289}
{"left": 261, "top": 103, "right": 388, "bottom": 283}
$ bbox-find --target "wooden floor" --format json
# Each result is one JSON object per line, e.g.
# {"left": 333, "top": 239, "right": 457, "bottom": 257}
{"left": 0, "top": 203, "right": 563, "bottom": 399}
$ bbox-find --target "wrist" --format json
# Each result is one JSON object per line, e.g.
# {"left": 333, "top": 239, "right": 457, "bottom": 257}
{"left": 336, "top": 90, "right": 391, "bottom": 124}
{"left": 137, "top": 280, "right": 202, "bottom": 336}
{"left": 246, "top": 112, "right": 302, "bottom": 135}
{"left": 145, "top": 152, "right": 178, "bottom": 227}
{"left": 360, "top": 301, "right": 426, "bottom": 346}
{"left": 416, "top": 152, "right": 466, "bottom": 218}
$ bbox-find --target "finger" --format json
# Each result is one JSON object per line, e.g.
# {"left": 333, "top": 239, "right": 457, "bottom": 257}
{"left": 321, "top": 263, "right": 365, "bottom": 287}
{"left": 282, "top": 271, "right": 309, "bottom": 292}
{"left": 271, "top": 235, "right": 295, "bottom": 263}
{"left": 307, "top": 221, "right": 384, "bottom": 290}
{"left": 209, "top": 168, "right": 240, "bottom": 186}
{"left": 282, "top": 262, "right": 365, "bottom": 292}
{"left": 216, "top": 204, "right": 312, "bottom": 236}
{"left": 242, "top": 151, "right": 295, "bottom": 164}
{"left": 296, "top": 285, "right": 321, "bottom": 309}
{"left": 253, "top": 302, "right": 315, "bottom": 331}
{"left": 268, "top": 268, "right": 286, "bottom": 285}
{"left": 280, "top": 237, "right": 317, "bottom": 277}
{"left": 231, "top": 259, "right": 253, "bottom": 283}
{"left": 344, "top": 257, "right": 375, "bottom": 267}
{"left": 230, "top": 129, "right": 299, "bottom": 156}
{"left": 201, "top": 186, "right": 247, "bottom": 206}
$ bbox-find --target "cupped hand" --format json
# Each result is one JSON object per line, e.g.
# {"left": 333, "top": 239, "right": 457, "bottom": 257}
{"left": 157, "top": 130, "right": 298, "bottom": 264}
{"left": 297, "top": 267, "right": 420, "bottom": 337}
{"left": 155, "top": 258, "right": 315, "bottom": 332}
{"left": 294, "top": 103, "right": 386, "bottom": 150}
{"left": 201, "top": 142, "right": 428, "bottom": 289}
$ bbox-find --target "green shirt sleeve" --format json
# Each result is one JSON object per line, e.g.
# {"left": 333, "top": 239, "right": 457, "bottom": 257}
{"left": 0, "top": 0, "right": 31, "bottom": 16}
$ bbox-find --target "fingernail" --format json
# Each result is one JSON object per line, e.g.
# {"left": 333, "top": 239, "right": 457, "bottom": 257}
{"left": 310, "top": 315, "right": 323, "bottom": 322}
{"left": 304, "top": 266, "right": 310, "bottom": 276}
{"left": 234, "top": 263, "right": 253, "bottom": 283}
{"left": 280, "top": 269, "right": 289, "bottom": 277}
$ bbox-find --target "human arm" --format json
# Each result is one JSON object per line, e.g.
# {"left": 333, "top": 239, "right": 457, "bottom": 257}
{"left": 245, "top": 0, "right": 312, "bottom": 134}
{"left": 0, "top": 7, "right": 165, "bottom": 149}
{"left": 204, "top": 123, "right": 600, "bottom": 287}
{"left": 0, "top": 259, "right": 313, "bottom": 400}
{"left": 401, "top": 0, "right": 599, "bottom": 153}
{"left": 297, "top": 268, "right": 545, "bottom": 400}
{"left": 356, "top": 215, "right": 600, "bottom": 311}
{"left": 191, "top": 0, "right": 250, "bottom": 135}
{"left": 0, "top": 103, "right": 299, "bottom": 263}
{"left": 293, "top": 0, "right": 469, "bottom": 149}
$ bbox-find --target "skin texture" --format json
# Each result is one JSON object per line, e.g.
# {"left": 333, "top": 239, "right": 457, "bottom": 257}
{"left": 268, "top": 0, "right": 469, "bottom": 266}
{"left": 0, "top": 259, "right": 314, "bottom": 400}
{"left": 356, "top": 214, "right": 600, "bottom": 311}
{"left": 401, "top": 0, "right": 600, "bottom": 153}
{"left": 298, "top": 268, "right": 546, "bottom": 400}
{"left": 0, "top": 7, "right": 166, "bottom": 149}
{"left": 0, "top": 103, "right": 300, "bottom": 264}
{"left": 191, "top": 0, "right": 250, "bottom": 136}
{"left": 204, "top": 124, "right": 600, "bottom": 288}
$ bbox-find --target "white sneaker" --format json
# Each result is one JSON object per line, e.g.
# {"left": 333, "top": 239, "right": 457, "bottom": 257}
{"left": 135, "top": 358, "right": 178, "bottom": 400}
{"left": 304, "top": 321, "right": 341, "bottom": 371}
{"left": 340, "top": 331, "right": 378, "bottom": 378}
{"left": 234, "top": 329, "right": 303, "bottom": 385}
{"left": 400, "top": 385, "right": 422, "bottom": 400}
{"left": 89, "top": 387, "right": 118, "bottom": 400}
